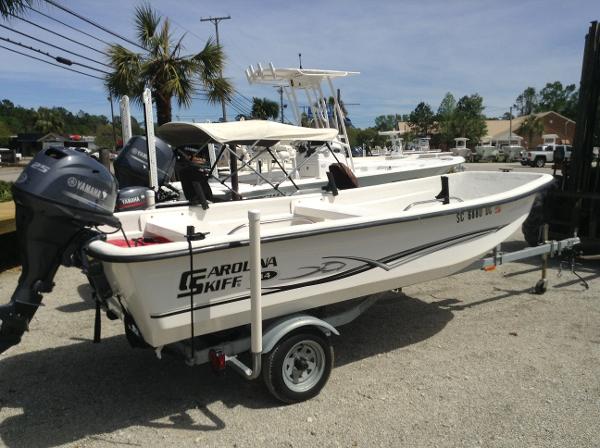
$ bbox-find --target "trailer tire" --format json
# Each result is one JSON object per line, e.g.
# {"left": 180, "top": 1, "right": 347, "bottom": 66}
{"left": 262, "top": 331, "right": 333, "bottom": 404}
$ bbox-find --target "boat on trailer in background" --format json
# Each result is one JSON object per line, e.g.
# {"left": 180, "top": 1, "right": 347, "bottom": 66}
{"left": 155, "top": 120, "right": 464, "bottom": 201}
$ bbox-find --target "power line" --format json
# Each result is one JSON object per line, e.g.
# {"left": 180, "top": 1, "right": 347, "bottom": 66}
{"left": 27, "top": 5, "right": 114, "bottom": 48}
{"left": 235, "top": 90, "right": 254, "bottom": 105}
{"left": 0, "top": 43, "right": 103, "bottom": 80}
{"left": 0, "top": 35, "right": 110, "bottom": 74}
{"left": 229, "top": 100, "right": 250, "bottom": 117}
{"left": 193, "top": 92, "right": 252, "bottom": 116}
{"left": 230, "top": 97, "right": 252, "bottom": 115}
{"left": 8, "top": 12, "right": 108, "bottom": 57}
{"left": 43, "top": 0, "right": 146, "bottom": 51}
{"left": 0, "top": 23, "right": 109, "bottom": 68}
{"left": 192, "top": 95, "right": 250, "bottom": 118}
{"left": 0, "top": 23, "right": 110, "bottom": 67}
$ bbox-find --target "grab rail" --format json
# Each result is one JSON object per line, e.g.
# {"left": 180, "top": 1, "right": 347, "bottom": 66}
{"left": 403, "top": 196, "right": 464, "bottom": 211}
{"left": 227, "top": 215, "right": 316, "bottom": 235}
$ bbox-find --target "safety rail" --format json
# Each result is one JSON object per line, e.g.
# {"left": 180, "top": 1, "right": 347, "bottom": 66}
{"left": 403, "top": 196, "right": 464, "bottom": 211}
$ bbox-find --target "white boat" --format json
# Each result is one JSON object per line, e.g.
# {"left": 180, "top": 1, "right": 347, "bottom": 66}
{"left": 1, "top": 143, "right": 552, "bottom": 402}
{"left": 377, "top": 130, "right": 405, "bottom": 158}
{"left": 500, "top": 145, "right": 525, "bottom": 162}
{"left": 475, "top": 137, "right": 499, "bottom": 161}
{"left": 451, "top": 138, "right": 471, "bottom": 158}
{"left": 158, "top": 120, "right": 464, "bottom": 200}
{"left": 404, "top": 137, "right": 443, "bottom": 156}
{"left": 87, "top": 170, "right": 551, "bottom": 349}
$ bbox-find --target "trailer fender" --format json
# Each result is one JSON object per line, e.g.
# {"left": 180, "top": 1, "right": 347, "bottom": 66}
{"left": 262, "top": 314, "right": 340, "bottom": 354}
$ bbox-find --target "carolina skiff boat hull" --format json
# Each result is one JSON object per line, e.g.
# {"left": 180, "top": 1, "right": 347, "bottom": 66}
{"left": 87, "top": 171, "right": 552, "bottom": 348}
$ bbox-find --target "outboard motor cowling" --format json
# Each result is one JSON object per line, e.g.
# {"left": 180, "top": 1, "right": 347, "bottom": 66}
{"left": 0, "top": 147, "right": 118, "bottom": 353}
{"left": 113, "top": 136, "right": 175, "bottom": 188}
{"left": 115, "top": 186, "right": 154, "bottom": 212}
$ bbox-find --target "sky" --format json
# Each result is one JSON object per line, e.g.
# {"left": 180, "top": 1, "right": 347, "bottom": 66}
{"left": 0, "top": 0, "right": 598, "bottom": 128}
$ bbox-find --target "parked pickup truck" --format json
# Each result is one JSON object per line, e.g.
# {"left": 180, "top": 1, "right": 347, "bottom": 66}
{"left": 521, "top": 144, "right": 572, "bottom": 167}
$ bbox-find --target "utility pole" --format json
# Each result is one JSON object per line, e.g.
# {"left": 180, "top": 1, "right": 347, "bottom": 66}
{"left": 201, "top": 15, "right": 240, "bottom": 198}
{"left": 200, "top": 15, "right": 231, "bottom": 122}
{"left": 509, "top": 106, "right": 513, "bottom": 147}
{"left": 277, "top": 86, "right": 285, "bottom": 123}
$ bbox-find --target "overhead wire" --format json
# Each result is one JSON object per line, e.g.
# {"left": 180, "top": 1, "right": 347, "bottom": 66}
{"left": 149, "top": 10, "right": 258, "bottom": 118}
{"left": 27, "top": 5, "right": 114, "bottom": 48}
{"left": 193, "top": 96, "right": 248, "bottom": 118}
{"left": 231, "top": 99, "right": 252, "bottom": 116}
{"left": 193, "top": 93, "right": 252, "bottom": 117}
{"left": 8, "top": 12, "right": 108, "bottom": 57}
{"left": 43, "top": 0, "right": 146, "bottom": 51}
{"left": 0, "top": 23, "right": 109, "bottom": 68}
{"left": 0, "top": 35, "right": 110, "bottom": 74}
{"left": 0, "top": 43, "right": 103, "bottom": 79}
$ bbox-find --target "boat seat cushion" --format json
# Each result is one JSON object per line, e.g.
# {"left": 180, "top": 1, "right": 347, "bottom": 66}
{"left": 329, "top": 163, "right": 359, "bottom": 189}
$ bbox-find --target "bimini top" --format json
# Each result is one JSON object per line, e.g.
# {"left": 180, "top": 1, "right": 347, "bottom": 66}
{"left": 157, "top": 120, "right": 339, "bottom": 147}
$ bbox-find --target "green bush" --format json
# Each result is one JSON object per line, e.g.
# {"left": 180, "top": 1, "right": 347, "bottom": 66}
{"left": 0, "top": 181, "right": 13, "bottom": 202}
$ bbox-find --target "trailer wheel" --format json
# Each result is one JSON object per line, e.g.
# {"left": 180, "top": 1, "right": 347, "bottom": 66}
{"left": 534, "top": 279, "right": 548, "bottom": 294}
{"left": 262, "top": 331, "right": 333, "bottom": 404}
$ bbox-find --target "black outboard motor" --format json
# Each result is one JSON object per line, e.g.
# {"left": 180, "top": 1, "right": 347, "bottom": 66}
{"left": 0, "top": 147, "right": 118, "bottom": 353}
{"left": 113, "top": 135, "right": 175, "bottom": 188}
{"left": 113, "top": 136, "right": 178, "bottom": 208}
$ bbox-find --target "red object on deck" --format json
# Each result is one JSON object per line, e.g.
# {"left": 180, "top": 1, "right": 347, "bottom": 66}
{"left": 107, "top": 236, "right": 172, "bottom": 247}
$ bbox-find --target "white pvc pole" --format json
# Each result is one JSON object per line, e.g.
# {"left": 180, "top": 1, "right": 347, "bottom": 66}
{"left": 248, "top": 210, "right": 263, "bottom": 355}
{"left": 119, "top": 95, "right": 132, "bottom": 144}
{"left": 142, "top": 88, "right": 159, "bottom": 190}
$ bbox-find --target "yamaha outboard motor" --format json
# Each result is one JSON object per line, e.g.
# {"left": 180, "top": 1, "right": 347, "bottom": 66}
{"left": 0, "top": 147, "right": 117, "bottom": 353}
{"left": 113, "top": 135, "right": 175, "bottom": 188}
{"left": 113, "top": 136, "right": 178, "bottom": 208}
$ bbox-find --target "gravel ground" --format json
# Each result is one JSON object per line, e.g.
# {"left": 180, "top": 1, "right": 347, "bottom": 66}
{"left": 0, "top": 231, "right": 598, "bottom": 448}
{"left": 0, "top": 167, "right": 24, "bottom": 183}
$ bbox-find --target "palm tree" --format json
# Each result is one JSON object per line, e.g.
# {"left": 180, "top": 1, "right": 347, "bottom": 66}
{"left": 105, "top": 4, "right": 233, "bottom": 125}
{"left": 251, "top": 97, "right": 279, "bottom": 120}
{"left": 519, "top": 114, "right": 544, "bottom": 148}
{"left": 0, "top": 0, "right": 32, "bottom": 17}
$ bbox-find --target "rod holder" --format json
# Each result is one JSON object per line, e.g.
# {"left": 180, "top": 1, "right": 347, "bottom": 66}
{"left": 229, "top": 210, "right": 263, "bottom": 380}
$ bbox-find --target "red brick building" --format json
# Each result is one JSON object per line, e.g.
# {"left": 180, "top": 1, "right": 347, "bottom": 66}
{"left": 485, "top": 111, "right": 575, "bottom": 149}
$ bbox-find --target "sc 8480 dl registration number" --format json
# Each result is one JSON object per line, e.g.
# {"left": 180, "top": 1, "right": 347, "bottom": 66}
{"left": 456, "top": 206, "right": 500, "bottom": 223}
